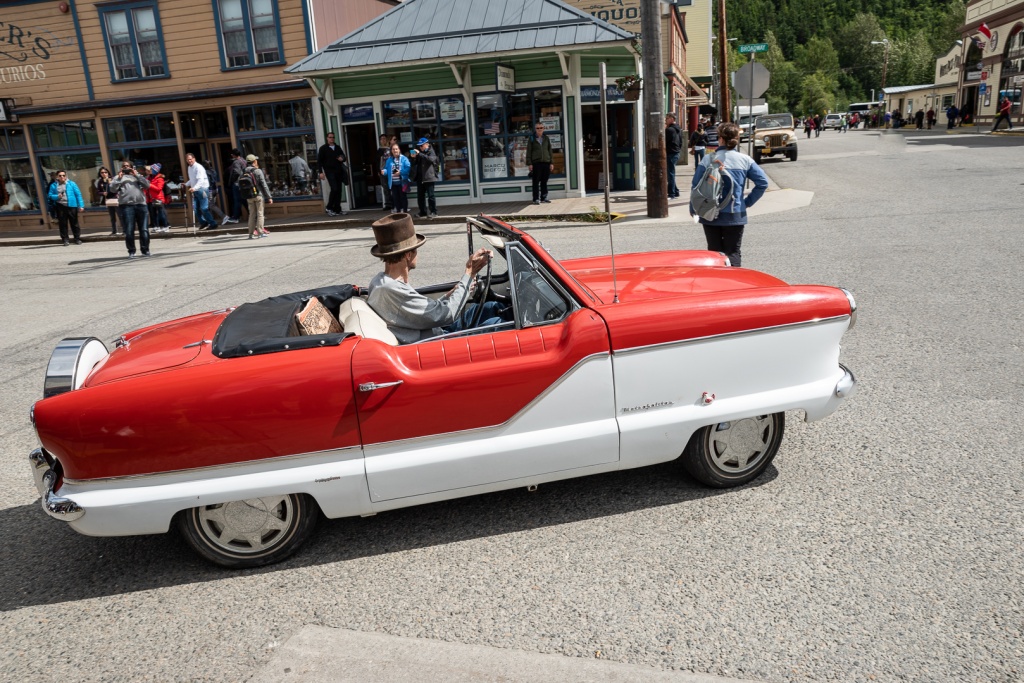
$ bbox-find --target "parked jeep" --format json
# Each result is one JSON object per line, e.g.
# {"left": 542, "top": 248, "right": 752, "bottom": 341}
{"left": 752, "top": 113, "right": 798, "bottom": 163}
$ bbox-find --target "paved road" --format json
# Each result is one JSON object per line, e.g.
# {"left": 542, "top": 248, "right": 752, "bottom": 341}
{"left": 1, "top": 129, "right": 1022, "bottom": 683}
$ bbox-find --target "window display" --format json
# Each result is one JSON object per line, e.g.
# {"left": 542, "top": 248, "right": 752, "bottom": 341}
{"left": 383, "top": 96, "right": 467, "bottom": 183}
{"left": 475, "top": 88, "right": 564, "bottom": 180}
{"left": 0, "top": 157, "right": 38, "bottom": 213}
{"left": 240, "top": 134, "right": 318, "bottom": 198}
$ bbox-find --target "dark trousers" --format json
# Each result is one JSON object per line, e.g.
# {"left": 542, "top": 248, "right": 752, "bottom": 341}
{"left": 107, "top": 206, "right": 122, "bottom": 233}
{"left": 703, "top": 224, "right": 745, "bottom": 267}
{"left": 531, "top": 162, "right": 551, "bottom": 201}
{"left": 390, "top": 184, "right": 408, "bottom": 213}
{"left": 417, "top": 182, "right": 436, "bottom": 216}
{"left": 149, "top": 203, "right": 169, "bottom": 228}
{"left": 992, "top": 112, "right": 1013, "bottom": 131}
{"left": 55, "top": 204, "right": 81, "bottom": 242}
{"left": 693, "top": 148, "right": 706, "bottom": 164}
{"left": 666, "top": 152, "right": 680, "bottom": 197}
{"left": 325, "top": 171, "right": 344, "bottom": 213}
{"left": 120, "top": 204, "right": 150, "bottom": 255}
{"left": 230, "top": 184, "right": 247, "bottom": 220}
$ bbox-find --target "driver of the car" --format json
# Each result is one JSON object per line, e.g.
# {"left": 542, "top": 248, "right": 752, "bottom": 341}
{"left": 366, "top": 213, "right": 510, "bottom": 344}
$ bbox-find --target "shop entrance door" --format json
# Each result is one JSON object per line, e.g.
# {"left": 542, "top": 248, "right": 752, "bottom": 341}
{"left": 344, "top": 123, "right": 379, "bottom": 209}
{"left": 580, "top": 103, "right": 636, "bottom": 193}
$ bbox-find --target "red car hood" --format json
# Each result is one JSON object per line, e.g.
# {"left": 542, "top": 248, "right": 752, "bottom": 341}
{"left": 562, "top": 255, "right": 787, "bottom": 303}
{"left": 84, "top": 311, "right": 227, "bottom": 385}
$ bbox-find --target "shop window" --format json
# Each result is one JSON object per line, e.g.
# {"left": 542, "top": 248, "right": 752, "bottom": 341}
{"left": 216, "top": 0, "right": 283, "bottom": 69}
{"left": 475, "top": 88, "right": 565, "bottom": 181}
{"left": 383, "top": 96, "right": 468, "bottom": 183}
{"left": 233, "top": 100, "right": 317, "bottom": 200}
{"left": 99, "top": 2, "right": 168, "bottom": 81}
{"left": 105, "top": 115, "right": 176, "bottom": 144}
{"left": 31, "top": 121, "right": 103, "bottom": 208}
{"left": 108, "top": 147, "right": 184, "bottom": 201}
{"left": 1, "top": 128, "right": 36, "bottom": 213}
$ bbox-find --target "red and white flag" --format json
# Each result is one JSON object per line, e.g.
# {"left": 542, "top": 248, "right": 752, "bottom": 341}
{"left": 978, "top": 23, "right": 992, "bottom": 40}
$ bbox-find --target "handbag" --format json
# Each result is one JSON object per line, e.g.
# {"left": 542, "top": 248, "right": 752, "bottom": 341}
{"left": 401, "top": 182, "right": 410, "bottom": 193}
{"left": 105, "top": 198, "right": 119, "bottom": 207}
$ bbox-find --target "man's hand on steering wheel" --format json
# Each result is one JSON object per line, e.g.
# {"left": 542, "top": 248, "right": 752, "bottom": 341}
{"left": 465, "top": 248, "right": 492, "bottom": 277}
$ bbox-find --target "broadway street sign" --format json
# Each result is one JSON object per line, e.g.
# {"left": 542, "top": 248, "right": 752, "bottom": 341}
{"left": 739, "top": 43, "right": 769, "bottom": 54}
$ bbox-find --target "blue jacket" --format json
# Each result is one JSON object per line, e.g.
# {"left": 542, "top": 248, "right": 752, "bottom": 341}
{"left": 383, "top": 155, "right": 411, "bottom": 189}
{"left": 689, "top": 149, "right": 768, "bottom": 226}
{"left": 47, "top": 179, "right": 85, "bottom": 209}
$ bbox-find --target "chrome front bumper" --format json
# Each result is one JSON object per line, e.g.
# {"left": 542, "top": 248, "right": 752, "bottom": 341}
{"left": 29, "top": 448, "right": 85, "bottom": 522}
{"left": 835, "top": 363, "right": 857, "bottom": 399}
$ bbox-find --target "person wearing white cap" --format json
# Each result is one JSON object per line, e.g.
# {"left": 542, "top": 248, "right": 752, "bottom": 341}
{"left": 240, "top": 154, "right": 273, "bottom": 239}
{"left": 411, "top": 137, "right": 439, "bottom": 218}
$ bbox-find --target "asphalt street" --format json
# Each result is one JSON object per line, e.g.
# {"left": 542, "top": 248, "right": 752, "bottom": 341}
{"left": 1, "top": 128, "right": 1022, "bottom": 682}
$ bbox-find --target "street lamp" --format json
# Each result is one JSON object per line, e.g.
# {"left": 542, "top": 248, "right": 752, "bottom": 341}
{"left": 871, "top": 39, "right": 890, "bottom": 92}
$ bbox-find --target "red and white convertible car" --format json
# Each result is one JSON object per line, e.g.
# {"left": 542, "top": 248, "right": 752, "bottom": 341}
{"left": 29, "top": 216, "right": 857, "bottom": 567}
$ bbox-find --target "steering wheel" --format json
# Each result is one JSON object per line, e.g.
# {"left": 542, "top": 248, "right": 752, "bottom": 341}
{"left": 468, "top": 259, "right": 493, "bottom": 329}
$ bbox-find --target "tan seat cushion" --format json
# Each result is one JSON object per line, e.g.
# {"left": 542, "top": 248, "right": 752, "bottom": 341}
{"left": 296, "top": 297, "right": 343, "bottom": 335}
{"left": 338, "top": 297, "right": 398, "bottom": 345}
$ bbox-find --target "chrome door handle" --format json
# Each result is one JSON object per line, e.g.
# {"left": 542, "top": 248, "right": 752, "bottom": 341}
{"left": 359, "top": 380, "right": 404, "bottom": 392}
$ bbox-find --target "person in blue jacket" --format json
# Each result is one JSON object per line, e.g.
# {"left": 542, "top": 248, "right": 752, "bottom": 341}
{"left": 47, "top": 170, "right": 85, "bottom": 246}
{"left": 689, "top": 122, "right": 768, "bottom": 268}
{"left": 381, "top": 143, "right": 411, "bottom": 214}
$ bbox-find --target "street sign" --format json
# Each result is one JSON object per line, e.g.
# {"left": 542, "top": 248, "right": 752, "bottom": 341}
{"left": 739, "top": 43, "right": 769, "bottom": 54}
{"left": 980, "top": 83, "right": 987, "bottom": 94}
{"left": 735, "top": 98, "right": 767, "bottom": 107}
{"left": 981, "top": 70, "right": 988, "bottom": 81}
{"left": 732, "top": 62, "right": 770, "bottom": 99}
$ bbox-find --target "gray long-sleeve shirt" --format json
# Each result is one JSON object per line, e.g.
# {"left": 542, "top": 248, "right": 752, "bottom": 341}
{"left": 367, "top": 272, "right": 471, "bottom": 344}
{"left": 108, "top": 172, "right": 150, "bottom": 205}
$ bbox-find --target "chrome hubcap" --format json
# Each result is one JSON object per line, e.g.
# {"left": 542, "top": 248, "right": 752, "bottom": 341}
{"left": 197, "top": 495, "right": 293, "bottom": 554}
{"left": 709, "top": 416, "right": 774, "bottom": 474}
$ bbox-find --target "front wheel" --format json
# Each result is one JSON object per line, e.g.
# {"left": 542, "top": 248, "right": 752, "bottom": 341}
{"left": 680, "top": 413, "right": 784, "bottom": 488}
{"left": 787, "top": 148, "right": 798, "bottom": 162}
{"left": 752, "top": 149, "right": 762, "bottom": 163}
{"left": 178, "top": 493, "right": 318, "bottom": 568}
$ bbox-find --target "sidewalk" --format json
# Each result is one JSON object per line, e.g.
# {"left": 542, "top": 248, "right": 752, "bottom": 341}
{"left": 0, "top": 163, "right": 807, "bottom": 247}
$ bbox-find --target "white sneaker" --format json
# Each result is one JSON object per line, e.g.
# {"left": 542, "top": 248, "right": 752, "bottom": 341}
{"left": 326, "top": 210, "right": 337, "bottom": 216}
{"left": 221, "top": 216, "right": 230, "bottom": 225}
{"left": 226, "top": 218, "right": 238, "bottom": 224}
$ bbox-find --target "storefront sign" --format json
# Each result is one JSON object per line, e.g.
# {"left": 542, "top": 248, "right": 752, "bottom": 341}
{"left": 341, "top": 103, "right": 374, "bottom": 122}
{"left": 539, "top": 115, "right": 560, "bottom": 131}
{"left": 563, "top": 0, "right": 641, "bottom": 34}
{"left": 548, "top": 134, "right": 562, "bottom": 150}
{"left": 981, "top": 71, "right": 988, "bottom": 81}
{"left": 938, "top": 54, "right": 961, "bottom": 79}
{"left": 966, "top": 70, "right": 982, "bottom": 81}
{"left": 580, "top": 84, "right": 624, "bottom": 102}
{"left": 496, "top": 63, "right": 515, "bottom": 93}
{"left": 0, "top": 12, "right": 85, "bottom": 104}
{"left": 482, "top": 156, "right": 507, "bottom": 179}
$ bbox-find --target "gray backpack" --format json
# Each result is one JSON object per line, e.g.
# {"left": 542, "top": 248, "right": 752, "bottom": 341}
{"left": 689, "top": 151, "right": 734, "bottom": 222}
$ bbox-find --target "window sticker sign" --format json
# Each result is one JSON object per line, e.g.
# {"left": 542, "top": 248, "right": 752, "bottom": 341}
{"left": 496, "top": 63, "right": 515, "bottom": 93}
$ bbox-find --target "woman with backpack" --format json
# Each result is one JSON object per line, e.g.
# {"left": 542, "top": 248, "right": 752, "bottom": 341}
{"left": 688, "top": 122, "right": 768, "bottom": 268}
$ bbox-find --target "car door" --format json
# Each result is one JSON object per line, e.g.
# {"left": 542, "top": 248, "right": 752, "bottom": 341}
{"left": 352, "top": 246, "right": 618, "bottom": 503}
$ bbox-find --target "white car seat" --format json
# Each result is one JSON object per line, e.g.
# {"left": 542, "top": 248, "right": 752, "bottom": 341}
{"left": 338, "top": 297, "right": 398, "bottom": 346}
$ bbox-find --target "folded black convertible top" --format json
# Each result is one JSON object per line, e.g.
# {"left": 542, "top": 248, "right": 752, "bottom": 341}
{"left": 211, "top": 284, "right": 358, "bottom": 358}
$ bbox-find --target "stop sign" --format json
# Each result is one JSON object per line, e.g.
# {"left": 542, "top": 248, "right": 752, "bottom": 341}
{"left": 732, "top": 62, "right": 770, "bottom": 99}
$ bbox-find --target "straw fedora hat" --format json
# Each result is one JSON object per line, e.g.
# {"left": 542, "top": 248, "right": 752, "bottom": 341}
{"left": 370, "top": 213, "right": 426, "bottom": 257}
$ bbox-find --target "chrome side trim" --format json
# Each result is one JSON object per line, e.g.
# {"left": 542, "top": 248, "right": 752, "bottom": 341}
{"left": 362, "top": 351, "right": 612, "bottom": 449}
{"left": 835, "top": 363, "right": 857, "bottom": 398}
{"left": 613, "top": 314, "right": 851, "bottom": 356}
{"left": 840, "top": 289, "right": 857, "bottom": 330}
{"left": 62, "top": 444, "right": 363, "bottom": 485}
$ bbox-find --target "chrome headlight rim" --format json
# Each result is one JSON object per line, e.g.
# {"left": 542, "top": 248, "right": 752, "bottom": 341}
{"left": 43, "top": 337, "right": 108, "bottom": 398}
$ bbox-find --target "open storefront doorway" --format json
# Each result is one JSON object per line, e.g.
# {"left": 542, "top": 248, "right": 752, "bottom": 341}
{"left": 581, "top": 103, "right": 636, "bottom": 193}
{"left": 344, "top": 123, "right": 380, "bottom": 209}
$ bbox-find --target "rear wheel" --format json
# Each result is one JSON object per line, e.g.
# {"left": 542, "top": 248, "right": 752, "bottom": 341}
{"left": 680, "top": 413, "right": 784, "bottom": 488}
{"left": 178, "top": 493, "right": 317, "bottom": 568}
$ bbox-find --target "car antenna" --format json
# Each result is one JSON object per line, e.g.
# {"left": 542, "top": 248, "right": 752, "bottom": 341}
{"left": 600, "top": 63, "right": 620, "bottom": 304}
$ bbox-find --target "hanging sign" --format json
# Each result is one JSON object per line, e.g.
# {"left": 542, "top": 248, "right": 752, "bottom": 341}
{"left": 496, "top": 63, "right": 515, "bottom": 93}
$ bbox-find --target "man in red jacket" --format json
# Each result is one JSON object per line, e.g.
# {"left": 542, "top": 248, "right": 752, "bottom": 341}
{"left": 991, "top": 96, "right": 1014, "bottom": 132}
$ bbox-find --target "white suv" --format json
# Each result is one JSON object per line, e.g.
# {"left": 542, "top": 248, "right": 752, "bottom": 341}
{"left": 823, "top": 113, "right": 844, "bottom": 130}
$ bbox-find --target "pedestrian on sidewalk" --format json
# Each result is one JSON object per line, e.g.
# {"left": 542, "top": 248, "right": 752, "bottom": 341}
{"left": 804, "top": 117, "right": 813, "bottom": 138}
{"left": 184, "top": 154, "right": 217, "bottom": 229}
{"left": 145, "top": 164, "right": 170, "bottom": 233}
{"left": 946, "top": 104, "right": 959, "bottom": 129}
{"left": 242, "top": 154, "right": 273, "bottom": 239}
{"left": 992, "top": 96, "right": 1014, "bottom": 131}
{"left": 926, "top": 107, "right": 936, "bottom": 129}
{"left": 412, "top": 137, "right": 439, "bottom": 218}
{"left": 665, "top": 114, "right": 683, "bottom": 199}
{"left": 224, "top": 148, "right": 246, "bottom": 225}
{"left": 814, "top": 114, "right": 822, "bottom": 137}
{"left": 317, "top": 132, "right": 349, "bottom": 216}
{"left": 689, "top": 124, "right": 709, "bottom": 164}
{"left": 915, "top": 109, "right": 925, "bottom": 129}
{"left": 689, "top": 122, "right": 768, "bottom": 268}
{"left": 47, "top": 170, "right": 85, "bottom": 246}
{"left": 527, "top": 122, "right": 553, "bottom": 204}
{"left": 376, "top": 134, "right": 392, "bottom": 210}
{"left": 110, "top": 161, "right": 151, "bottom": 258}
{"left": 95, "top": 167, "right": 122, "bottom": 235}
{"left": 381, "top": 143, "right": 410, "bottom": 214}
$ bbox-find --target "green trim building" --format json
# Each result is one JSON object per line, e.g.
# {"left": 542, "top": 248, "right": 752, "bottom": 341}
{"left": 286, "top": 0, "right": 642, "bottom": 209}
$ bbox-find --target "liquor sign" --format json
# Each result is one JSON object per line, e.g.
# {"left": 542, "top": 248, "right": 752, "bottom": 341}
{"left": 496, "top": 63, "right": 515, "bottom": 93}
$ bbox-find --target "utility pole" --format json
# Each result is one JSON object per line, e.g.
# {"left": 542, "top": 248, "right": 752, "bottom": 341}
{"left": 641, "top": 0, "right": 667, "bottom": 218}
{"left": 717, "top": 0, "right": 731, "bottom": 122}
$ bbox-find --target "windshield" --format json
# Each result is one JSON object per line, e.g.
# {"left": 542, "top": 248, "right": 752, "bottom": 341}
{"left": 755, "top": 114, "right": 793, "bottom": 129}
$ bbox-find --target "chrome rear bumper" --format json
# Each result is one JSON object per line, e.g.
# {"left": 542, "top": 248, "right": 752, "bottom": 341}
{"left": 29, "top": 448, "right": 85, "bottom": 522}
{"left": 835, "top": 363, "right": 857, "bottom": 399}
